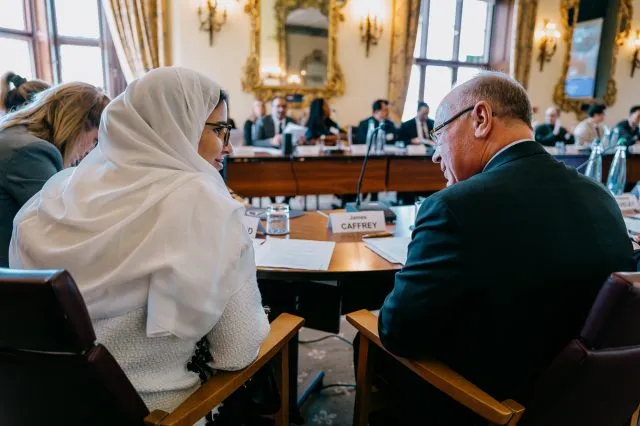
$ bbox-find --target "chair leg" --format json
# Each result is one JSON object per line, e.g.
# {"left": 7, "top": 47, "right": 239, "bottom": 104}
{"left": 501, "top": 399, "right": 525, "bottom": 426}
{"left": 353, "top": 334, "right": 373, "bottom": 426}
{"left": 630, "top": 403, "right": 640, "bottom": 426}
{"left": 275, "top": 343, "right": 290, "bottom": 426}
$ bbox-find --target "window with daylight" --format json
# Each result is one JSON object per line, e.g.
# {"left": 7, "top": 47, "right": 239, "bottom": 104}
{"left": 0, "top": 0, "right": 125, "bottom": 97}
{"left": 402, "top": 0, "right": 496, "bottom": 121}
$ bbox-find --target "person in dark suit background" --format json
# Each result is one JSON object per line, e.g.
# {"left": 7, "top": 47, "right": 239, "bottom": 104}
{"left": 398, "top": 101, "right": 434, "bottom": 144}
{"left": 534, "top": 106, "right": 574, "bottom": 146}
{"left": 614, "top": 105, "right": 640, "bottom": 145}
{"left": 367, "top": 72, "right": 635, "bottom": 425}
{"left": 252, "top": 96, "right": 297, "bottom": 147}
{"left": 354, "top": 99, "right": 397, "bottom": 145}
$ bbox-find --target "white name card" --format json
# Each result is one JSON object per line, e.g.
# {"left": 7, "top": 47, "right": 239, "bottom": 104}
{"left": 328, "top": 211, "right": 386, "bottom": 234}
{"left": 615, "top": 194, "right": 639, "bottom": 211}
{"left": 243, "top": 216, "right": 260, "bottom": 239}
{"left": 296, "top": 145, "right": 321, "bottom": 156}
{"left": 232, "top": 146, "right": 256, "bottom": 157}
{"left": 406, "top": 144, "right": 427, "bottom": 155}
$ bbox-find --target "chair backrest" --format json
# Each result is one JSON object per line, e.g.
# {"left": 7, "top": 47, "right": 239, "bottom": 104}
{"left": 522, "top": 272, "right": 640, "bottom": 426}
{"left": 0, "top": 268, "right": 149, "bottom": 426}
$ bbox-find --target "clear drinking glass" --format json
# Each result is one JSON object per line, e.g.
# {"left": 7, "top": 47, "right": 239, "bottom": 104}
{"left": 266, "top": 203, "right": 290, "bottom": 235}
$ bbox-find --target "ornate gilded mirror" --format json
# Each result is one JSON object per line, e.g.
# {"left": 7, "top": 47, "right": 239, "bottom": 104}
{"left": 242, "top": 0, "right": 347, "bottom": 105}
{"left": 553, "top": 0, "right": 633, "bottom": 117}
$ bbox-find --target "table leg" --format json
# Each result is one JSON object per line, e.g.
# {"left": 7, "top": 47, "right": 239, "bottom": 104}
{"left": 288, "top": 331, "right": 325, "bottom": 424}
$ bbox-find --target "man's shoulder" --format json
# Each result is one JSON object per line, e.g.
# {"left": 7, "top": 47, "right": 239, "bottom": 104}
{"left": 358, "top": 117, "right": 375, "bottom": 128}
{"left": 400, "top": 118, "right": 414, "bottom": 127}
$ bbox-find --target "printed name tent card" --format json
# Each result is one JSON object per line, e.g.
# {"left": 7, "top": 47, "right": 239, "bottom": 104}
{"left": 328, "top": 211, "right": 386, "bottom": 234}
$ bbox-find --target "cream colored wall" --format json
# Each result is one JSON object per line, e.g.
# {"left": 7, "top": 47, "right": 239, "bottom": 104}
{"left": 528, "top": 0, "right": 640, "bottom": 128}
{"left": 171, "top": 0, "right": 392, "bottom": 127}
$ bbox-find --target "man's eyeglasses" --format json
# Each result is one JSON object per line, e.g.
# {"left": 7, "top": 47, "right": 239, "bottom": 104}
{"left": 205, "top": 122, "right": 233, "bottom": 147}
{"left": 429, "top": 106, "right": 474, "bottom": 145}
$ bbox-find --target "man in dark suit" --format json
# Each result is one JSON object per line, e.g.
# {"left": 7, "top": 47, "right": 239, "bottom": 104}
{"left": 354, "top": 99, "right": 397, "bottom": 145}
{"left": 614, "top": 105, "right": 640, "bottom": 145}
{"left": 534, "top": 106, "right": 574, "bottom": 146}
{"left": 398, "top": 101, "right": 434, "bottom": 144}
{"left": 251, "top": 96, "right": 297, "bottom": 148}
{"left": 370, "top": 72, "right": 635, "bottom": 425}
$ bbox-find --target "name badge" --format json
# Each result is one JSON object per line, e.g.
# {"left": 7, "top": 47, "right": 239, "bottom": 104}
{"left": 328, "top": 211, "right": 386, "bottom": 234}
{"left": 243, "top": 216, "right": 260, "bottom": 239}
{"left": 615, "top": 194, "right": 639, "bottom": 211}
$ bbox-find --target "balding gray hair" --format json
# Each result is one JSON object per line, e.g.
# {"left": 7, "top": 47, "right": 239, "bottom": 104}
{"left": 456, "top": 71, "right": 533, "bottom": 129}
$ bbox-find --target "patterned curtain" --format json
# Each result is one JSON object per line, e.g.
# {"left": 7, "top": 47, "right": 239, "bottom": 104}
{"left": 387, "top": 0, "right": 421, "bottom": 123}
{"left": 102, "top": 0, "right": 171, "bottom": 81}
{"left": 510, "top": 0, "right": 538, "bottom": 89}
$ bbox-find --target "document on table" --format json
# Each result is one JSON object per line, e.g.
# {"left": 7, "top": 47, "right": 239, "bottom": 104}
{"left": 253, "top": 239, "right": 335, "bottom": 270}
{"left": 363, "top": 236, "right": 411, "bottom": 265}
{"left": 624, "top": 216, "right": 640, "bottom": 234}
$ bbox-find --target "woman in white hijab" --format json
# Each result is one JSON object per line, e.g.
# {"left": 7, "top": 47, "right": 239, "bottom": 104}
{"left": 9, "top": 67, "right": 270, "bottom": 415}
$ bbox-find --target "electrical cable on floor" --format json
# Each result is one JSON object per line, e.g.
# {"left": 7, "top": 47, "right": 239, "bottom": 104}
{"left": 320, "top": 384, "right": 357, "bottom": 391}
{"left": 299, "top": 335, "right": 353, "bottom": 345}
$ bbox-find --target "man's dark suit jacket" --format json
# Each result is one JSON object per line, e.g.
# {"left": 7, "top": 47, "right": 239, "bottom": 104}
{"left": 354, "top": 117, "right": 397, "bottom": 144}
{"left": 251, "top": 115, "right": 297, "bottom": 147}
{"left": 379, "top": 141, "right": 634, "bottom": 404}
{"left": 534, "top": 123, "right": 574, "bottom": 146}
{"left": 397, "top": 117, "right": 434, "bottom": 142}
{"left": 615, "top": 119, "right": 640, "bottom": 146}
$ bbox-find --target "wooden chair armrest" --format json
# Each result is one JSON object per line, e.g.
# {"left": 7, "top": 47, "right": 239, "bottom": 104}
{"left": 346, "top": 310, "right": 524, "bottom": 425}
{"left": 144, "top": 313, "right": 304, "bottom": 426}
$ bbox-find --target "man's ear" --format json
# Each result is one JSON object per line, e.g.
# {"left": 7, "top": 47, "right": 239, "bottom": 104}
{"left": 472, "top": 101, "right": 492, "bottom": 138}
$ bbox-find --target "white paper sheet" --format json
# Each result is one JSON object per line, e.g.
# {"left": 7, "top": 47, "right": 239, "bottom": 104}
{"left": 363, "top": 237, "right": 411, "bottom": 265}
{"left": 624, "top": 217, "right": 640, "bottom": 234}
{"left": 253, "top": 239, "right": 335, "bottom": 270}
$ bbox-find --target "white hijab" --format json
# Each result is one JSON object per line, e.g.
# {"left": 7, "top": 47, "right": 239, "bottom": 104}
{"left": 10, "top": 67, "right": 250, "bottom": 340}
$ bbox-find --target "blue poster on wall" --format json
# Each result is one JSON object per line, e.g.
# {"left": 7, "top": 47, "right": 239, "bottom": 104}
{"left": 564, "top": 18, "right": 604, "bottom": 99}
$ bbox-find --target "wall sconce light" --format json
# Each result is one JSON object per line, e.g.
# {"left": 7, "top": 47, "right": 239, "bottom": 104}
{"left": 536, "top": 19, "right": 561, "bottom": 72}
{"left": 198, "top": 0, "right": 236, "bottom": 46}
{"left": 631, "top": 30, "right": 640, "bottom": 77}
{"left": 360, "top": 12, "right": 383, "bottom": 57}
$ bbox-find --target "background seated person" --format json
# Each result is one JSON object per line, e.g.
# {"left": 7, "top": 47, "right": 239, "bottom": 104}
{"left": 252, "top": 96, "right": 297, "bottom": 147}
{"left": 615, "top": 105, "right": 640, "bottom": 145}
{"left": 534, "top": 106, "right": 574, "bottom": 146}
{"left": 372, "top": 72, "right": 634, "bottom": 425}
{"left": 243, "top": 100, "right": 265, "bottom": 146}
{"left": 398, "top": 101, "right": 434, "bottom": 145}
{"left": 9, "top": 67, "right": 270, "bottom": 417}
{"left": 355, "top": 99, "right": 397, "bottom": 145}
{"left": 573, "top": 104, "right": 606, "bottom": 146}
{"left": 0, "top": 82, "right": 109, "bottom": 267}
{"left": 0, "top": 71, "right": 50, "bottom": 114}
{"left": 305, "top": 98, "right": 345, "bottom": 145}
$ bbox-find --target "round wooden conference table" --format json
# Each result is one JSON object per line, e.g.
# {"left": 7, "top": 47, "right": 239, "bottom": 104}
{"left": 256, "top": 205, "right": 414, "bottom": 280}
{"left": 255, "top": 205, "right": 414, "bottom": 421}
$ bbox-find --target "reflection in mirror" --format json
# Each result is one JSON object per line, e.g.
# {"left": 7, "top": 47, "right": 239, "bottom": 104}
{"left": 285, "top": 7, "right": 329, "bottom": 87}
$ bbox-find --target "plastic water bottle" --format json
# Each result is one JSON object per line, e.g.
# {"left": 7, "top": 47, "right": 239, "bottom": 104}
{"left": 606, "top": 138, "right": 628, "bottom": 195}
{"left": 366, "top": 119, "right": 375, "bottom": 148}
{"left": 584, "top": 138, "right": 602, "bottom": 183}
{"left": 376, "top": 127, "right": 385, "bottom": 154}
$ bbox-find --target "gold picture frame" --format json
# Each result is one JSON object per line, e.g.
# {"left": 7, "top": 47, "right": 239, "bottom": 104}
{"left": 241, "top": 0, "right": 347, "bottom": 106}
{"left": 553, "top": 0, "right": 633, "bottom": 118}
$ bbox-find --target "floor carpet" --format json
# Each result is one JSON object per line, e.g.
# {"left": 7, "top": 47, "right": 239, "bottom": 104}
{"left": 297, "top": 316, "right": 358, "bottom": 426}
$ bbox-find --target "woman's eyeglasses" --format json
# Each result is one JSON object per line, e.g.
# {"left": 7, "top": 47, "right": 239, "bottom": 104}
{"left": 205, "top": 122, "right": 233, "bottom": 147}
